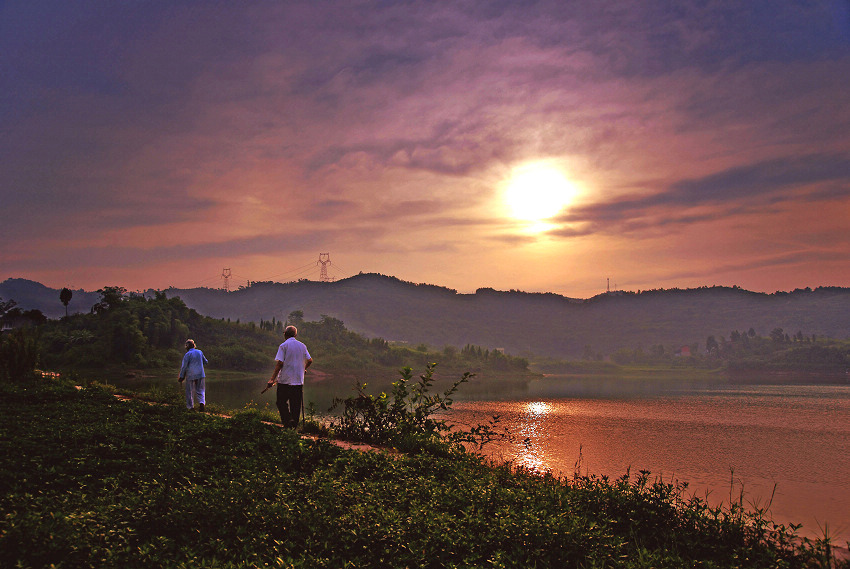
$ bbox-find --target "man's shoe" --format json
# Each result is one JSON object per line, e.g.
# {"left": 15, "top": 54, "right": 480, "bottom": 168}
{"left": 198, "top": 404, "right": 205, "bottom": 413}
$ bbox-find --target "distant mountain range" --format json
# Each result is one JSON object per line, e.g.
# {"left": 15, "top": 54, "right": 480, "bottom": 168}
{"left": 3, "top": 275, "right": 850, "bottom": 359}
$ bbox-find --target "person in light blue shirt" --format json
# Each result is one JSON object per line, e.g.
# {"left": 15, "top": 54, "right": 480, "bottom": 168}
{"left": 178, "top": 339, "right": 208, "bottom": 411}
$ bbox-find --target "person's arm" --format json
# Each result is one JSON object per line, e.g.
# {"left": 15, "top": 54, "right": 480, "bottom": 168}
{"left": 178, "top": 352, "right": 188, "bottom": 382}
{"left": 267, "top": 360, "right": 283, "bottom": 387}
{"left": 305, "top": 357, "right": 313, "bottom": 370}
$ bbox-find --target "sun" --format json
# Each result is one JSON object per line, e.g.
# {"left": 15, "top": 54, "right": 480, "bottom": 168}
{"left": 503, "top": 163, "right": 578, "bottom": 222}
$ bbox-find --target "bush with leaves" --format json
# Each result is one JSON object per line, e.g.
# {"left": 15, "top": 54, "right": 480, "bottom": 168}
{"left": 329, "top": 363, "right": 507, "bottom": 454}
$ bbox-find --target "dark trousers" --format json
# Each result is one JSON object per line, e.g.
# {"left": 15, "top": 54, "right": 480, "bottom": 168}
{"left": 276, "top": 384, "right": 303, "bottom": 428}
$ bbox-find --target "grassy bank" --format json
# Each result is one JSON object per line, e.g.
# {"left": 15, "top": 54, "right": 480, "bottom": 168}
{"left": 0, "top": 375, "right": 844, "bottom": 568}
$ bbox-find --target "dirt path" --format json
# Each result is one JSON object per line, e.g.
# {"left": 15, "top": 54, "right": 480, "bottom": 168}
{"left": 95, "top": 387, "right": 390, "bottom": 453}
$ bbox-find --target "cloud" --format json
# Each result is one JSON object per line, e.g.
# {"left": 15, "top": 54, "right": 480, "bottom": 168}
{"left": 667, "top": 154, "right": 850, "bottom": 203}
{"left": 2, "top": 1, "right": 849, "bottom": 295}
{"left": 548, "top": 154, "right": 850, "bottom": 238}
{"left": 301, "top": 199, "right": 362, "bottom": 221}
{"left": 3, "top": 229, "right": 338, "bottom": 273}
{"left": 658, "top": 247, "right": 850, "bottom": 285}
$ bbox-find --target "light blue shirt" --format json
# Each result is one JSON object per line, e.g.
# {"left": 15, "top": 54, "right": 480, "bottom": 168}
{"left": 180, "top": 348, "right": 208, "bottom": 381}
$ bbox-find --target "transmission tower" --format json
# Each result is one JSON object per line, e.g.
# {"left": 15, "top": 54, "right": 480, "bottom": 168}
{"left": 317, "top": 253, "right": 332, "bottom": 282}
{"left": 221, "top": 268, "right": 232, "bottom": 291}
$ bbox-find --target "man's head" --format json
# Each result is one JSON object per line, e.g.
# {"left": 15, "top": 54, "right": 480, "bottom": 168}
{"left": 185, "top": 339, "right": 195, "bottom": 350}
{"left": 284, "top": 325, "right": 298, "bottom": 339}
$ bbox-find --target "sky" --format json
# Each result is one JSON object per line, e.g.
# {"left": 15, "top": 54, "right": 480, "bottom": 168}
{"left": 2, "top": 1, "right": 850, "bottom": 299}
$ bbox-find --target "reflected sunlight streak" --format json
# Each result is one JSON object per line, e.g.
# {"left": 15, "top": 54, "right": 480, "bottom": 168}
{"left": 526, "top": 401, "right": 552, "bottom": 417}
{"left": 515, "top": 401, "right": 553, "bottom": 472}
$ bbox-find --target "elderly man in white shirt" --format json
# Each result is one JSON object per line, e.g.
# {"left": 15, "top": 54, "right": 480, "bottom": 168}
{"left": 266, "top": 326, "right": 313, "bottom": 428}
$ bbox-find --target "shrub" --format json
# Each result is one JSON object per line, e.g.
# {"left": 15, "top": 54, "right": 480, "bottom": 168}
{"left": 329, "top": 363, "right": 506, "bottom": 454}
{"left": 0, "top": 328, "right": 40, "bottom": 381}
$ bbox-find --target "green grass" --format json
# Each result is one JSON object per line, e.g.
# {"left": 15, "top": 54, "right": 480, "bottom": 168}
{"left": 0, "top": 376, "right": 844, "bottom": 568}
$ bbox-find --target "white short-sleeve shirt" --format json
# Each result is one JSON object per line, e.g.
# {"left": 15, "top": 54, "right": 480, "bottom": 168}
{"left": 274, "top": 337, "right": 312, "bottom": 385}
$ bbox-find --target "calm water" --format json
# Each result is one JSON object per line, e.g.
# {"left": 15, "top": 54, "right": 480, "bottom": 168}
{"left": 115, "top": 371, "right": 850, "bottom": 543}
{"left": 442, "top": 380, "right": 850, "bottom": 543}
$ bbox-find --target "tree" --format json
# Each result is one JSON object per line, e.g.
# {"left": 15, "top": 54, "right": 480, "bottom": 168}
{"left": 60, "top": 287, "right": 73, "bottom": 317}
{"left": 706, "top": 335, "right": 719, "bottom": 355}
{"left": 92, "top": 286, "right": 127, "bottom": 314}
{"left": 102, "top": 309, "right": 146, "bottom": 364}
{"left": 0, "top": 297, "right": 16, "bottom": 326}
{"left": 287, "top": 310, "right": 304, "bottom": 326}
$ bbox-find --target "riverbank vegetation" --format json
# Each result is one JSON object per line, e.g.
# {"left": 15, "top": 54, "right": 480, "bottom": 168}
{"left": 534, "top": 329, "right": 850, "bottom": 379}
{"left": 2, "top": 287, "right": 528, "bottom": 379}
{"left": 1, "top": 370, "right": 846, "bottom": 568}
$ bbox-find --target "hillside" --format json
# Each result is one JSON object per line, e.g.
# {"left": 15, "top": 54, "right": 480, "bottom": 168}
{"left": 3, "top": 275, "right": 850, "bottom": 359}
{"left": 0, "top": 279, "right": 101, "bottom": 319}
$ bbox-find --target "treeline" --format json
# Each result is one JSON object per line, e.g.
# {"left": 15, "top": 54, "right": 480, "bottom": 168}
{"left": 603, "top": 326, "right": 850, "bottom": 372}
{"left": 709, "top": 327, "right": 850, "bottom": 372}
{"left": 0, "top": 297, "right": 47, "bottom": 329}
{"left": 34, "top": 287, "right": 275, "bottom": 371}
{"left": 276, "top": 311, "right": 527, "bottom": 373}
{"left": 1, "top": 289, "right": 529, "bottom": 376}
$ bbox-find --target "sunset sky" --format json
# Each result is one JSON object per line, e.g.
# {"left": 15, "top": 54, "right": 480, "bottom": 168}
{"left": 2, "top": 1, "right": 849, "bottom": 298}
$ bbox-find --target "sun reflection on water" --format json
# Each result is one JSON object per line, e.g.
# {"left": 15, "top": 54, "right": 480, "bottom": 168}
{"left": 526, "top": 401, "right": 552, "bottom": 417}
{"left": 516, "top": 401, "right": 553, "bottom": 472}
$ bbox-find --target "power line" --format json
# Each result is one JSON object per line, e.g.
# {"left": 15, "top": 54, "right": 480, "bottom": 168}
{"left": 326, "top": 262, "right": 355, "bottom": 280}
{"left": 258, "top": 261, "right": 320, "bottom": 283}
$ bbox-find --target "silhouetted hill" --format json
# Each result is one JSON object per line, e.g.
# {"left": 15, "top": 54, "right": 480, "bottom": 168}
{"left": 4, "top": 275, "right": 850, "bottom": 359}
{"left": 0, "top": 278, "right": 100, "bottom": 319}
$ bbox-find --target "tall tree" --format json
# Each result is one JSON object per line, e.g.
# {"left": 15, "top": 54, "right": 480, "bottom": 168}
{"left": 0, "top": 297, "right": 17, "bottom": 327}
{"left": 59, "top": 287, "right": 73, "bottom": 317}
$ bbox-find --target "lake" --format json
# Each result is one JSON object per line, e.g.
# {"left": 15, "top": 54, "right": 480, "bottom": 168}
{"left": 441, "top": 376, "right": 850, "bottom": 544}
{"left": 116, "top": 370, "right": 850, "bottom": 544}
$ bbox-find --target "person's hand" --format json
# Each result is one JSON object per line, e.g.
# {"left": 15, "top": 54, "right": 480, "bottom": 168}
{"left": 178, "top": 377, "right": 184, "bottom": 383}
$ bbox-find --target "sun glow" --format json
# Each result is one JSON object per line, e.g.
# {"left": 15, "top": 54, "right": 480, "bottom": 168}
{"left": 503, "top": 163, "right": 578, "bottom": 222}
